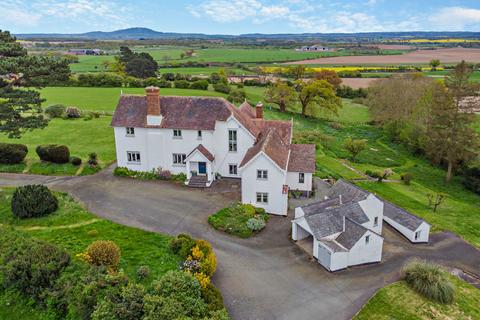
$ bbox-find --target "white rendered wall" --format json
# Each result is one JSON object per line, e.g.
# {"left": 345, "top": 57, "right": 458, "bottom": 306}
{"left": 383, "top": 218, "right": 430, "bottom": 243}
{"left": 114, "top": 127, "right": 149, "bottom": 171}
{"left": 291, "top": 219, "right": 312, "bottom": 241}
{"left": 358, "top": 195, "right": 384, "bottom": 234}
{"left": 346, "top": 231, "right": 383, "bottom": 267}
{"left": 286, "top": 172, "right": 312, "bottom": 191}
{"left": 240, "top": 153, "right": 288, "bottom": 215}
{"left": 329, "top": 251, "right": 349, "bottom": 271}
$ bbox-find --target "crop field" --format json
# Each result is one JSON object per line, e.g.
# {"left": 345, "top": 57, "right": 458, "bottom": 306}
{"left": 289, "top": 47, "right": 480, "bottom": 65}
{"left": 158, "top": 67, "right": 254, "bottom": 75}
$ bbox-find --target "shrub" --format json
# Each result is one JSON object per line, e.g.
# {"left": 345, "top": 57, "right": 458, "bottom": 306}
{"left": 243, "top": 204, "right": 256, "bottom": 218}
{"left": 91, "top": 283, "right": 146, "bottom": 320}
{"left": 70, "top": 156, "right": 82, "bottom": 166}
{"left": 36, "top": 144, "right": 70, "bottom": 163}
{"left": 114, "top": 166, "right": 130, "bottom": 176}
{"left": 87, "top": 229, "right": 99, "bottom": 237}
{"left": 65, "top": 106, "right": 81, "bottom": 118}
{"left": 170, "top": 233, "right": 196, "bottom": 259}
{"left": 0, "top": 143, "right": 28, "bottom": 164}
{"left": 201, "top": 283, "right": 224, "bottom": 312}
{"left": 403, "top": 260, "right": 455, "bottom": 304}
{"left": 158, "top": 169, "right": 172, "bottom": 180}
{"left": 190, "top": 80, "right": 209, "bottom": 90}
{"left": 143, "top": 295, "right": 186, "bottom": 320}
{"left": 174, "top": 80, "right": 190, "bottom": 89}
{"left": 88, "top": 152, "right": 98, "bottom": 166}
{"left": 45, "top": 104, "right": 66, "bottom": 118}
{"left": 11, "top": 185, "right": 58, "bottom": 219}
{"left": 136, "top": 265, "right": 150, "bottom": 281}
{"left": 463, "top": 166, "right": 480, "bottom": 195}
{"left": 213, "top": 83, "right": 231, "bottom": 94}
{"left": 85, "top": 240, "right": 121, "bottom": 270}
{"left": 0, "top": 230, "right": 70, "bottom": 303}
{"left": 401, "top": 172, "right": 413, "bottom": 185}
{"left": 246, "top": 218, "right": 266, "bottom": 231}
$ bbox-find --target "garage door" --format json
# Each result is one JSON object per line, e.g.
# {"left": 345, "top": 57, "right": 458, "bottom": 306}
{"left": 317, "top": 244, "right": 332, "bottom": 271}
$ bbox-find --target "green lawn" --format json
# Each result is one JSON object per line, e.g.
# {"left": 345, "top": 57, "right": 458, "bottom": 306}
{"left": 0, "top": 188, "right": 181, "bottom": 282}
{"left": 69, "top": 55, "right": 114, "bottom": 73}
{"left": 158, "top": 67, "right": 254, "bottom": 75}
{"left": 355, "top": 275, "right": 480, "bottom": 319}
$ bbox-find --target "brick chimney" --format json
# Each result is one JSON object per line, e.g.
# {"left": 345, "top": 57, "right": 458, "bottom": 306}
{"left": 146, "top": 86, "right": 160, "bottom": 116}
{"left": 256, "top": 102, "right": 263, "bottom": 119}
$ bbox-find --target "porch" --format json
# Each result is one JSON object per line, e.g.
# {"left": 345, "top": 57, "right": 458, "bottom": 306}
{"left": 185, "top": 144, "right": 215, "bottom": 187}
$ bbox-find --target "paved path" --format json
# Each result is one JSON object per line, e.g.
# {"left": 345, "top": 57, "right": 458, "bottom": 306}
{"left": 1, "top": 170, "right": 479, "bottom": 320}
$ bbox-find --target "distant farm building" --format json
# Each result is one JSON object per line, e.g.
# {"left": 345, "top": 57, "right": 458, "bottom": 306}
{"left": 296, "top": 45, "right": 331, "bottom": 52}
{"left": 67, "top": 49, "right": 103, "bottom": 55}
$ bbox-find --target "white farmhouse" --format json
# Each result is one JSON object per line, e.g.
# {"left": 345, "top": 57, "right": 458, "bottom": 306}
{"left": 111, "top": 86, "right": 316, "bottom": 215}
{"left": 292, "top": 180, "right": 430, "bottom": 271}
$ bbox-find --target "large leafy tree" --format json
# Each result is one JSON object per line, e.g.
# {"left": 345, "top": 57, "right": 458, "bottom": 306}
{"left": 119, "top": 46, "right": 158, "bottom": 79}
{"left": 0, "top": 30, "right": 70, "bottom": 138}
{"left": 294, "top": 79, "right": 342, "bottom": 117}
{"left": 264, "top": 81, "right": 297, "bottom": 112}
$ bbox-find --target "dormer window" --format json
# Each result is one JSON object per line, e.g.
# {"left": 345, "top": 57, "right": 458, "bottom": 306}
{"left": 126, "top": 127, "right": 135, "bottom": 136}
{"left": 173, "top": 129, "right": 182, "bottom": 139}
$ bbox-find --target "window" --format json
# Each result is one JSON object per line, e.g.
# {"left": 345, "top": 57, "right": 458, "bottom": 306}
{"left": 257, "top": 170, "right": 268, "bottom": 180}
{"left": 229, "top": 164, "right": 238, "bottom": 175}
{"left": 127, "top": 151, "right": 141, "bottom": 163}
{"left": 173, "top": 129, "right": 182, "bottom": 138}
{"left": 126, "top": 127, "right": 135, "bottom": 136}
{"left": 172, "top": 153, "right": 186, "bottom": 165}
{"left": 373, "top": 217, "right": 378, "bottom": 227}
{"left": 228, "top": 129, "right": 237, "bottom": 152}
{"left": 256, "top": 192, "right": 268, "bottom": 204}
{"left": 365, "top": 235, "right": 370, "bottom": 245}
{"left": 299, "top": 172, "right": 305, "bottom": 184}
{"left": 197, "top": 130, "right": 202, "bottom": 139}
{"left": 415, "top": 230, "right": 421, "bottom": 240}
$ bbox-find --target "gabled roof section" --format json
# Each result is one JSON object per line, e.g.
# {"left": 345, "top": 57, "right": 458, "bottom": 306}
{"left": 252, "top": 119, "right": 292, "bottom": 144}
{"left": 335, "top": 218, "right": 369, "bottom": 250}
{"left": 382, "top": 200, "right": 428, "bottom": 231}
{"left": 187, "top": 144, "right": 215, "bottom": 162}
{"left": 288, "top": 144, "right": 316, "bottom": 173}
{"left": 111, "top": 95, "right": 232, "bottom": 130}
{"left": 239, "top": 128, "right": 290, "bottom": 170}
{"left": 227, "top": 103, "right": 261, "bottom": 137}
{"left": 328, "top": 179, "right": 370, "bottom": 203}
{"left": 239, "top": 100, "right": 256, "bottom": 119}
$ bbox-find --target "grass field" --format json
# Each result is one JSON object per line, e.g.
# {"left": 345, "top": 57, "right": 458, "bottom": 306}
{"left": 158, "top": 67, "right": 254, "bottom": 75}
{"left": 355, "top": 276, "right": 480, "bottom": 319}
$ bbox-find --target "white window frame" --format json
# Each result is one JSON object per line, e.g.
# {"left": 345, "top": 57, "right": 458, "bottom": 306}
{"left": 197, "top": 130, "right": 202, "bottom": 140}
{"left": 173, "top": 129, "right": 182, "bottom": 139}
{"left": 299, "top": 172, "right": 305, "bottom": 184}
{"left": 415, "top": 230, "right": 421, "bottom": 240}
{"left": 126, "top": 127, "right": 135, "bottom": 137}
{"left": 127, "top": 151, "right": 141, "bottom": 164}
{"left": 229, "top": 164, "right": 238, "bottom": 175}
{"left": 256, "top": 192, "right": 268, "bottom": 204}
{"left": 228, "top": 129, "right": 237, "bottom": 152}
{"left": 257, "top": 170, "right": 268, "bottom": 180}
{"left": 365, "top": 235, "right": 370, "bottom": 245}
{"left": 172, "top": 153, "right": 186, "bottom": 165}
{"left": 373, "top": 216, "right": 378, "bottom": 227}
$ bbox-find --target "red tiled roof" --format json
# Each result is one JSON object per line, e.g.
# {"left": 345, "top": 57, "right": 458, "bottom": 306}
{"left": 288, "top": 144, "right": 316, "bottom": 173}
{"left": 253, "top": 119, "right": 292, "bottom": 144}
{"left": 239, "top": 101, "right": 256, "bottom": 119}
{"left": 239, "top": 128, "right": 290, "bottom": 170}
{"left": 187, "top": 144, "right": 215, "bottom": 162}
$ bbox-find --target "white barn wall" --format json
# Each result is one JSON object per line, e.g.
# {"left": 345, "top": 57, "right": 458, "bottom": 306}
{"left": 358, "top": 195, "right": 384, "bottom": 234}
{"left": 383, "top": 217, "right": 430, "bottom": 243}
{"left": 241, "top": 154, "right": 288, "bottom": 215}
{"left": 286, "top": 172, "right": 312, "bottom": 191}
{"left": 329, "top": 251, "right": 349, "bottom": 271}
{"left": 114, "top": 127, "right": 149, "bottom": 171}
{"left": 347, "top": 231, "right": 383, "bottom": 267}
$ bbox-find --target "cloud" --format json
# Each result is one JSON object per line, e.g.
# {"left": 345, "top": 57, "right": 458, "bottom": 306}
{"left": 429, "top": 7, "right": 480, "bottom": 30}
{"left": 0, "top": 0, "right": 41, "bottom": 27}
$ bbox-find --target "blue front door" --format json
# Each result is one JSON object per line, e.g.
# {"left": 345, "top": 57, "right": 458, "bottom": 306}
{"left": 198, "top": 162, "right": 207, "bottom": 174}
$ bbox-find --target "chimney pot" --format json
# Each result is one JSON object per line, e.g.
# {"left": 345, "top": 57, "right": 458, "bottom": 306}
{"left": 256, "top": 102, "right": 263, "bottom": 119}
{"left": 146, "top": 86, "right": 160, "bottom": 116}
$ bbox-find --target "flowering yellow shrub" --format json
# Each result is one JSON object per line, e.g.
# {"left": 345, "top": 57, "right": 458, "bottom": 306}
{"left": 76, "top": 252, "right": 92, "bottom": 264}
{"left": 195, "top": 272, "right": 210, "bottom": 288}
{"left": 85, "top": 240, "right": 121, "bottom": 271}
{"left": 191, "top": 245, "right": 204, "bottom": 261}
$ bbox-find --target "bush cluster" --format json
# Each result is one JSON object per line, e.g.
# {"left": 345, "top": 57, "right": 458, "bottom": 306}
{"left": 114, "top": 166, "right": 187, "bottom": 182}
{"left": 336, "top": 85, "right": 368, "bottom": 99}
{"left": 208, "top": 203, "right": 268, "bottom": 238}
{"left": 0, "top": 143, "right": 28, "bottom": 164}
{"left": 70, "top": 156, "right": 82, "bottom": 166}
{"left": 44, "top": 104, "right": 66, "bottom": 118}
{"left": 463, "top": 166, "right": 480, "bottom": 195}
{"left": 11, "top": 185, "right": 58, "bottom": 219}
{"left": 65, "top": 106, "right": 81, "bottom": 118}
{"left": 403, "top": 260, "right": 455, "bottom": 304}
{"left": 36, "top": 144, "right": 70, "bottom": 163}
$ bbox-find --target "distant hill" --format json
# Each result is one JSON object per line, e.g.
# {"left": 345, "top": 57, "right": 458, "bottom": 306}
{"left": 15, "top": 27, "right": 480, "bottom": 41}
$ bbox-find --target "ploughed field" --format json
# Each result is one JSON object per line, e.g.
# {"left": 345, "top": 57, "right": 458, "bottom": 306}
{"left": 289, "top": 48, "right": 480, "bottom": 65}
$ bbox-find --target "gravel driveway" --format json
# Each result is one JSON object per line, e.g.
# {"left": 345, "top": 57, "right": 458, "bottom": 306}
{"left": 1, "top": 170, "right": 479, "bottom": 320}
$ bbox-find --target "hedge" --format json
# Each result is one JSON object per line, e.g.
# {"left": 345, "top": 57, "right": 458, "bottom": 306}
{"left": 11, "top": 185, "right": 59, "bottom": 219}
{"left": 0, "top": 143, "right": 28, "bottom": 164}
{"left": 36, "top": 144, "right": 70, "bottom": 163}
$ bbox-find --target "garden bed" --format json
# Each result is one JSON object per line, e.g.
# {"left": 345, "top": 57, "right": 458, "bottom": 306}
{"left": 208, "top": 203, "right": 269, "bottom": 238}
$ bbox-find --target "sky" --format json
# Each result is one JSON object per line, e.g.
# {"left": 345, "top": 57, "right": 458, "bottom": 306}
{"left": 1, "top": 0, "right": 480, "bottom": 35}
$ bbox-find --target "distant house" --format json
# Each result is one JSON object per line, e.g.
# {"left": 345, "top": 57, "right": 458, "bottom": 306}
{"left": 291, "top": 180, "right": 430, "bottom": 271}
{"left": 67, "top": 49, "right": 103, "bottom": 55}
{"left": 111, "top": 87, "right": 316, "bottom": 215}
{"left": 296, "top": 45, "right": 331, "bottom": 52}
